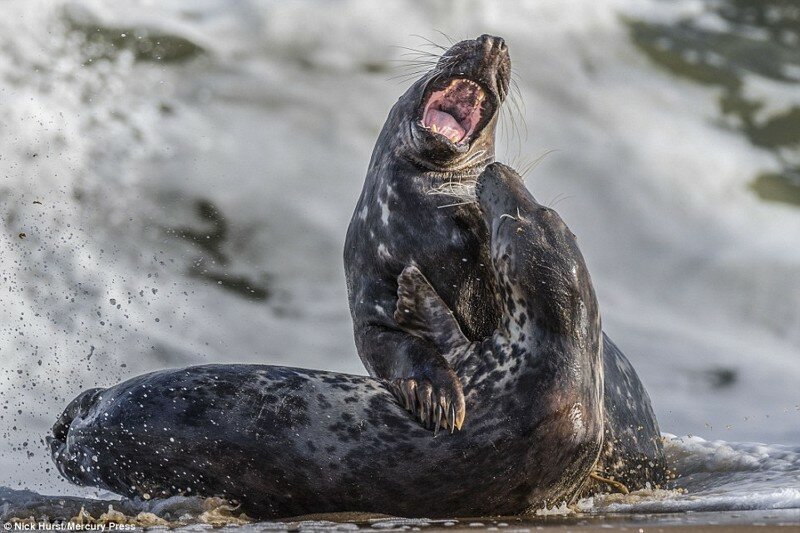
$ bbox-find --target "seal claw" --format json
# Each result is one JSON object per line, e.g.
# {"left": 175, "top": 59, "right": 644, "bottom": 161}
{"left": 391, "top": 377, "right": 463, "bottom": 435}
{"left": 590, "top": 471, "right": 630, "bottom": 495}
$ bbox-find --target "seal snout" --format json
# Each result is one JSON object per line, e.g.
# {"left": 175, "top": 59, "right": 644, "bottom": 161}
{"left": 51, "top": 387, "right": 102, "bottom": 442}
{"left": 48, "top": 387, "right": 104, "bottom": 486}
{"left": 474, "top": 34, "right": 510, "bottom": 100}
{"left": 476, "top": 162, "right": 534, "bottom": 223}
{"left": 477, "top": 34, "right": 507, "bottom": 54}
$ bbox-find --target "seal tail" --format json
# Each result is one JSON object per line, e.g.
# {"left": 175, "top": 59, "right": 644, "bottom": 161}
{"left": 47, "top": 387, "right": 104, "bottom": 486}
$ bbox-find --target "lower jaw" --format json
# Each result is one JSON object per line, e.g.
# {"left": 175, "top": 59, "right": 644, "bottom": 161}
{"left": 406, "top": 141, "right": 493, "bottom": 174}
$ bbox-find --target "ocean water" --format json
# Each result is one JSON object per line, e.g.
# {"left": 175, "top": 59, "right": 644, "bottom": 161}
{"left": 0, "top": 0, "right": 798, "bottom": 522}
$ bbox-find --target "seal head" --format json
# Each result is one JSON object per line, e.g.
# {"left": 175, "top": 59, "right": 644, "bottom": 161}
{"left": 377, "top": 34, "right": 510, "bottom": 173}
{"left": 408, "top": 35, "right": 510, "bottom": 168}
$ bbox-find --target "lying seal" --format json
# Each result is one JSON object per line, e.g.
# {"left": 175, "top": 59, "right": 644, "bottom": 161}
{"left": 51, "top": 164, "right": 604, "bottom": 518}
{"left": 344, "top": 35, "right": 666, "bottom": 490}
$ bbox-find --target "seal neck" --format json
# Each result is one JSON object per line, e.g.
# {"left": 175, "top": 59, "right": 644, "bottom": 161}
{"left": 476, "top": 164, "right": 602, "bottom": 387}
{"left": 492, "top": 216, "right": 602, "bottom": 363}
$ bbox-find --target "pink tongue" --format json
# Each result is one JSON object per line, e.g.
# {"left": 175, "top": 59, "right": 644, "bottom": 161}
{"left": 424, "top": 108, "right": 466, "bottom": 143}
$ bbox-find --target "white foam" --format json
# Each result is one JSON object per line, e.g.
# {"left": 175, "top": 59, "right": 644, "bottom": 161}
{"left": 584, "top": 436, "right": 800, "bottom": 513}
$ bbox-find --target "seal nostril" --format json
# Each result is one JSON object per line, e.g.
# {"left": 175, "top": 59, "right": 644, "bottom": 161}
{"left": 478, "top": 34, "right": 506, "bottom": 52}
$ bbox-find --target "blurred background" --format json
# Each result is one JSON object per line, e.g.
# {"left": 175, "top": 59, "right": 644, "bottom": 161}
{"left": 0, "top": 0, "right": 798, "bottom": 497}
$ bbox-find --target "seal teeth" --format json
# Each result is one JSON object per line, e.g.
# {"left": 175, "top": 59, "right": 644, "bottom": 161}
{"left": 417, "top": 390, "right": 427, "bottom": 427}
{"left": 421, "top": 78, "right": 487, "bottom": 145}
{"left": 449, "top": 404, "right": 456, "bottom": 434}
{"left": 434, "top": 405, "right": 442, "bottom": 436}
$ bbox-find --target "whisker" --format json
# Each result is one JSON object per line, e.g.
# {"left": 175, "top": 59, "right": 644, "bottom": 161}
{"left": 390, "top": 61, "right": 437, "bottom": 71}
{"left": 427, "top": 181, "right": 478, "bottom": 200}
{"left": 521, "top": 149, "right": 558, "bottom": 177}
{"left": 501, "top": 107, "right": 515, "bottom": 161}
{"left": 410, "top": 34, "right": 448, "bottom": 52}
{"left": 395, "top": 55, "right": 438, "bottom": 64}
{"left": 460, "top": 149, "right": 488, "bottom": 168}
{"left": 437, "top": 200, "right": 476, "bottom": 209}
{"left": 510, "top": 79, "right": 527, "bottom": 115}
{"left": 391, "top": 45, "right": 441, "bottom": 59}
{"left": 549, "top": 194, "right": 574, "bottom": 208}
{"left": 508, "top": 83, "right": 528, "bottom": 141}
{"left": 387, "top": 74, "right": 425, "bottom": 83}
{"left": 393, "top": 55, "right": 438, "bottom": 64}
{"left": 500, "top": 101, "right": 523, "bottom": 163}
{"left": 388, "top": 69, "right": 433, "bottom": 78}
{"left": 519, "top": 158, "right": 536, "bottom": 178}
{"left": 433, "top": 29, "right": 457, "bottom": 46}
{"left": 392, "top": 62, "right": 433, "bottom": 70}
{"left": 509, "top": 105, "right": 527, "bottom": 143}
{"left": 387, "top": 69, "right": 433, "bottom": 82}
{"left": 424, "top": 164, "right": 487, "bottom": 206}
{"left": 547, "top": 192, "right": 564, "bottom": 207}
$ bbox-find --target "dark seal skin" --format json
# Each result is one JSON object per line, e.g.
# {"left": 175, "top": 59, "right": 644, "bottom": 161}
{"left": 344, "top": 34, "right": 511, "bottom": 432}
{"left": 50, "top": 164, "right": 604, "bottom": 519}
{"left": 343, "top": 35, "right": 667, "bottom": 491}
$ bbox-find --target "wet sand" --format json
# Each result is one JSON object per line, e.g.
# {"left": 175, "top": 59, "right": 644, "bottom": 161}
{"left": 3, "top": 489, "right": 798, "bottom": 531}
{"left": 279, "top": 510, "right": 800, "bottom": 532}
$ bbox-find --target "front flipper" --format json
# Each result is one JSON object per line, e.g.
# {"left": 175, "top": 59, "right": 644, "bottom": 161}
{"left": 394, "top": 266, "right": 470, "bottom": 357}
{"left": 390, "top": 266, "right": 468, "bottom": 434}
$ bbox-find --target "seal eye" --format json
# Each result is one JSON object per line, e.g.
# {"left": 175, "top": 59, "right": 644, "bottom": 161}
{"left": 421, "top": 79, "right": 487, "bottom": 145}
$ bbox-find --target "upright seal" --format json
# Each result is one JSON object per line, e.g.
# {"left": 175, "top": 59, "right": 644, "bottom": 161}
{"left": 50, "top": 164, "right": 605, "bottom": 518}
{"left": 344, "top": 35, "right": 666, "bottom": 489}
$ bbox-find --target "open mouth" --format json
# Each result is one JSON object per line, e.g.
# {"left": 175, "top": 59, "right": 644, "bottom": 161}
{"left": 421, "top": 79, "right": 492, "bottom": 146}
